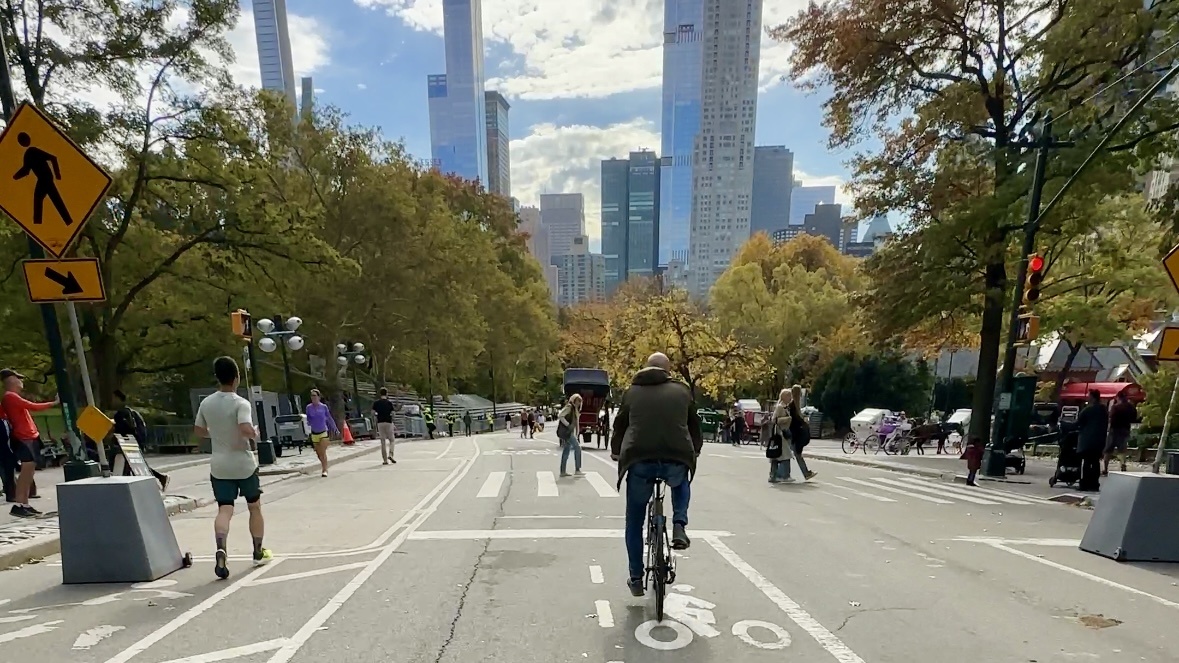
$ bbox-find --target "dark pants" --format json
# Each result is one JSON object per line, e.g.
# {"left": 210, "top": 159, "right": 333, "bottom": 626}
{"left": 1080, "top": 450, "right": 1102, "bottom": 492}
{"left": 1, "top": 448, "right": 16, "bottom": 502}
{"left": 624, "top": 461, "right": 690, "bottom": 581}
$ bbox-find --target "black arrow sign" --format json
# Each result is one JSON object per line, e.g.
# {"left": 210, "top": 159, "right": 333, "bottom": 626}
{"left": 44, "top": 267, "right": 83, "bottom": 295}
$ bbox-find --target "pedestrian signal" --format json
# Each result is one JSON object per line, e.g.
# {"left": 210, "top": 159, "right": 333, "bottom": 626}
{"left": 231, "top": 309, "right": 252, "bottom": 340}
{"left": 1016, "top": 312, "right": 1040, "bottom": 344}
{"left": 1024, "top": 253, "right": 1045, "bottom": 304}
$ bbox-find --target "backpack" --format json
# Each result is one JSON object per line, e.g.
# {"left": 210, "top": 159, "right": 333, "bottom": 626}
{"left": 128, "top": 407, "right": 148, "bottom": 444}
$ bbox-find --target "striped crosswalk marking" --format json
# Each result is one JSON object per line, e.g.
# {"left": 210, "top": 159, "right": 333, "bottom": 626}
{"left": 537, "top": 471, "right": 559, "bottom": 497}
{"left": 892, "top": 477, "right": 1042, "bottom": 505}
{"left": 827, "top": 482, "right": 897, "bottom": 502}
{"left": 837, "top": 477, "right": 953, "bottom": 504}
{"left": 585, "top": 471, "right": 619, "bottom": 497}
{"left": 872, "top": 477, "right": 1002, "bottom": 505}
{"left": 476, "top": 471, "right": 506, "bottom": 499}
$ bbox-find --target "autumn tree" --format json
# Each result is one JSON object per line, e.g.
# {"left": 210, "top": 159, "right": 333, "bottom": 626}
{"left": 773, "top": 0, "right": 1179, "bottom": 441}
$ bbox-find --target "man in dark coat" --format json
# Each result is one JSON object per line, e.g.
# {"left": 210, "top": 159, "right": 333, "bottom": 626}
{"left": 610, "top": 352, "right": 703, "bottom": 597}
{"left": 1075, "top": 390, "right": 1108, "bottom": 492}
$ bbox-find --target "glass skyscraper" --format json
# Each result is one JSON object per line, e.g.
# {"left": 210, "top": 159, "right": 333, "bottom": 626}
{"left": 484, "top": 91, "right": 511, "bottom": 197}
{"left": 751, "top": 146, "right": 794, "bottom": 236}
{"left": 427, "top": 0, "right": 490, "bottom": 185}
{"left": 658, "top": 0, "right": 704, "bottom": 268}
{"left": 252, "top": 0, "right": 297, "bottom": 110}
{"left": 601, "top": 151, "right": 661, "bottom": 294}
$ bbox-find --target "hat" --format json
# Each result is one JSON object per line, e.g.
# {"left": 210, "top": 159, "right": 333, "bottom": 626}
{"left": 0, "top": 368, "right": 26, "bottom": 381}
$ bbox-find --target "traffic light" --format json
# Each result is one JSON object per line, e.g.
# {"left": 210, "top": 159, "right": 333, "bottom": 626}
{"left": 231, "top": 309, "right": 252, "bottom": 340}
{"left": 1024, "top": 253, "right": 1045, "bottom": 305}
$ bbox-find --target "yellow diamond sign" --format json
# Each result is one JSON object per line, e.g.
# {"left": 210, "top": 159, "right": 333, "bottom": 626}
{"left": 0, "top": 103, "right": 113, "bottom": 257}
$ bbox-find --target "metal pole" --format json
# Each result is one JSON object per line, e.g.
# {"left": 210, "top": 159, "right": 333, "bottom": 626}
{"left": 246, "top": 339, "right": 268, "bottom": 441}
{"left": 490, "top": 345, "right": 497, "bottom": 419}
{"left": 66, "top": 301, "right": 108, "bottom": 473}
{"left": 1153, "top": 374, "right": 1179, "bottom": 473}
{"left": 277, "top": 319, "right": 297, "bottom": 413}
{"left": 985, "top": 115, "right": 1053, "bottom": 478}
{"left": 0, "top": 31, "right": 96, "bottom": 479}
{"left": 426, "top": 336, "right": 433, "bottom": 410}
{"left": 351, "top": 366, "right": 360, "bottom": 419}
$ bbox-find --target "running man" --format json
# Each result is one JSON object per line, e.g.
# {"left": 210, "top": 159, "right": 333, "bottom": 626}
{"left": 372, "top": 387, "right": 397, "bottom": 465}
{"left": 13, "top": 132, "right": 74, "bottom": 226}
{"left": 194, "top": 357, "right": 271, "bottom": 579}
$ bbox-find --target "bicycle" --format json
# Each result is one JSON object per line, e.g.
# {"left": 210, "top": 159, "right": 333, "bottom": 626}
{"left": 645, "top": 478, "right": 676, "bottom": 621}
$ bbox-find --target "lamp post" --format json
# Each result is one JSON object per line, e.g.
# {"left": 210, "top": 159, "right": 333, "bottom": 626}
{"left": 336, "top": 342, "right": 368, "bottom": 418}
{"left": 255, "top": 315, "right": 306, "bottom": 414}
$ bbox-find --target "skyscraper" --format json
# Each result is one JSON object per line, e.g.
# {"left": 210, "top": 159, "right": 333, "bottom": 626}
{"left": 658, "top": 0, "right": 705, "bottom": 268}
{"left": 300, "top": 77, "right": 314, "bottom": 119}
{"left": 789, "top": 184, "right": 837, "bottom": 225}
{"left": 540, "top": 193, "right": 585, "bottom": 259}
{"left": 252, "top": 0, "right": 297, "bottom": 110}
{"left": 427, "top": 0, "right": 489, "bottom": 184}
{"left": 484, "top": 91, "right": 511, "bottom": 197}
{"left": 687, "top": 0, "right": 764, "bottom": 297}
{"left": 554, "top": 235, "right": 607, "bottom": 307}
{"left": 518, "top": 206, "right": 558, "bottom": 301}
{"left": 751, "top": 146, "right": 793, "bottom": 236}
{"left": 601, "top": 151, "right": 662, "bottom": 294}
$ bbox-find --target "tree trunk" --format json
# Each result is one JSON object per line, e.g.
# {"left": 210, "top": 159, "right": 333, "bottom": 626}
{"left": 1051, "top": 340, "right": 1083, "bottom": 402}
{"left": 89, "top": 334, "right": 123, "bottom": 409}
{"left": 968, "top": 261, "right": 1007, "bottom": 443}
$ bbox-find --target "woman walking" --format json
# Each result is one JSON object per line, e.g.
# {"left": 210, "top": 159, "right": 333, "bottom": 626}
{"left": 557, "top": 394, "right": 584, "bottom": 477}
{"left": 769, "top": 389, "right": 793, "bottom": 483}
{"left": 789, "top": 385, "right": 816, "bottom": 480}
{"left": 305, "top": 389, "right": 339, "bottom": 477}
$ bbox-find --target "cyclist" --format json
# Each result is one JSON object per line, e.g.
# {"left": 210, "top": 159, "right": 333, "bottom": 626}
{"left": 610, "top": 352, "right": 703, "bottom": 597}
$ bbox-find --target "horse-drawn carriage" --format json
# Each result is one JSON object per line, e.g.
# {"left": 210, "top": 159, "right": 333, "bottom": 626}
{"left": 563, "top": 368, "right": 610, "bottom": 446}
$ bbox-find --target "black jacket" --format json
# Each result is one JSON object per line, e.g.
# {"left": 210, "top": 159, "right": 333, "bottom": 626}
{"left": 1075, "top": 402, "right": 1109, "bottom": 455}
{"left": 610, "top": 367, "right": 703, "bottom": 488}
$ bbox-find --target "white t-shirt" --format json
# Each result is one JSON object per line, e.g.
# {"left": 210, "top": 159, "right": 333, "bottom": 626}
{"left": 195, "top": 390, "right": 258, "bottom": 480}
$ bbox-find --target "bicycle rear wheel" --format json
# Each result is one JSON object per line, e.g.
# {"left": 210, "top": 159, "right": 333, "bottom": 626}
{"left": 653, "top": 515, "right": 667, "bottom": 621}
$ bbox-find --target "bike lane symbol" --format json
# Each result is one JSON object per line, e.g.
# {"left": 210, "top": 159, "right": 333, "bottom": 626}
{"left": 634, "top": 585, "right": 791, "bottom": 651}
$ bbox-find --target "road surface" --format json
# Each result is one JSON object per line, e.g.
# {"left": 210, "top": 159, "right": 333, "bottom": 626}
{"left": 1, "top": 430, "right": 1176, "bottom": 662}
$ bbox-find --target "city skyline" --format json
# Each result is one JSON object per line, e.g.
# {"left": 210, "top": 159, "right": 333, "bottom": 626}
{"left": 426, "top": 0, "right": 490, "bottom": 184}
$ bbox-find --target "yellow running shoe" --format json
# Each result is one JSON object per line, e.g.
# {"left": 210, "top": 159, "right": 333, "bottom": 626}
{"left": 253, "top": 547, "right": 273, "bottom": 566}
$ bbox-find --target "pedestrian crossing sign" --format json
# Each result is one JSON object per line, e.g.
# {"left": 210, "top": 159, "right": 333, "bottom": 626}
{"left": 0, "top": 102, "right": 113, "bottom": 257}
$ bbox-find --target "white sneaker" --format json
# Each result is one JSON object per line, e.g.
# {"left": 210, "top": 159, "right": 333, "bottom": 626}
{"left": 321, "top": 471, "right": 328, "bottom": 478}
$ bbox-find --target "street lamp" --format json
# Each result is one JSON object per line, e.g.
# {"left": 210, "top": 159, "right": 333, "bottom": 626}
{"left": 256, "top": 315, "right": 306, "bottom": 413}
{"left": 336, "top": 342, "right": 367, "bottom": 418}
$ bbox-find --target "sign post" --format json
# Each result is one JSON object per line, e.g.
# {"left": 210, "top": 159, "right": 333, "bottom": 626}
{"left": 0, "top": 37, "right": 113, "bottom": 479}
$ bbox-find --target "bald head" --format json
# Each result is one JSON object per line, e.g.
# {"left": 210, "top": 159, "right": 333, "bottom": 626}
{"left": 646, "top": 352, "right": 671, "bottom": 370}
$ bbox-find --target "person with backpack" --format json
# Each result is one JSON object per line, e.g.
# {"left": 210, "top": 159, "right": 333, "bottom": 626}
{"left": 788, "top": 385, "right": 816, "bottom": 480}
{"left": 112, "top": 390, "right": 169, "bottom": 491}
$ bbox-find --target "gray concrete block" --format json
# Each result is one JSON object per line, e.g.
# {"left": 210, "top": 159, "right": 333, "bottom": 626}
{"left": 1079, "top": 472, "right": 1179, "bottom": 562}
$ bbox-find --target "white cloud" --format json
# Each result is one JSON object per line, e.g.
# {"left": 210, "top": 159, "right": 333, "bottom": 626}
{"left": 793, "top": 170, "right": 853, "bottom": 208}
{"left": 357, "top": 83, "right": 369, "bottom": 90}
{"left": 356, "top": 0, "right": 807, "bottom": 100}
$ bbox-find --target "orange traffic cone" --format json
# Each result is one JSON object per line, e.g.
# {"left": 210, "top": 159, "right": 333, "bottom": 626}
{"left": 341, "top": 420, "right": 355, "bottom": 445}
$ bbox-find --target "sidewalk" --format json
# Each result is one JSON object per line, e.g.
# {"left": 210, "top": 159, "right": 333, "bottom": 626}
{"left": 0, "top": 439, "right": 386, "bottom": 569}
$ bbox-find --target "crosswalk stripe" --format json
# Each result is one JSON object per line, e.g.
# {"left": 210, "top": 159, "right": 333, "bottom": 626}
{"left": 892, "top": 477, "right": 1041, "bottom": 505}
{"left": 837, "top": 477, "right": 953, "bottom": 504}
{"left": 537, "top": 471, "right": 559, "bottom": 497}
{"left": 476, "top": 471, "right": 506, "bottom": 499}
{"left": 872, "top": 477, "right": 1001, "bottom": 505}
{"left": 585, "top": 471, "right": 619, "bottom": 497}
{"left": 826, "top": 482, "right": 897, "bottom": 502}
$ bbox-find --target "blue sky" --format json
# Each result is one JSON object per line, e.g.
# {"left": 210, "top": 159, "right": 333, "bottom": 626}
{"left": 242, "top": 0, "right": 856, "bottom": 244}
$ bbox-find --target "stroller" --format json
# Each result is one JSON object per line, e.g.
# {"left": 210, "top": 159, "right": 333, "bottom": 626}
{"left": 1048, "top": 428, "right": 1081, "bottom": 488}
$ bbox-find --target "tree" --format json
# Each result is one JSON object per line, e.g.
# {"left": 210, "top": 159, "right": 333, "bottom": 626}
{"left": 812, "top": 352, "right": 932, "bottom": 430}
{"left": 773, "top": 0, "right": 1179, "bottom": 442}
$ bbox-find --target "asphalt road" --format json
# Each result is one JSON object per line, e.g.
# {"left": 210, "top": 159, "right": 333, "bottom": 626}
{"left": 1, "top": 430, "right": 1177, "bottom": 662}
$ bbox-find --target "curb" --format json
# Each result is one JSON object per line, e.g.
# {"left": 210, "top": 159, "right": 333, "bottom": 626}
{"left": 257, "top": 442, "right": 382, "bottom": 476}
{"left": 807, "top": 452, "right": 955, "bottom": 481}
{"left": 0, "top": 444, "right": 383, "bottom": 570}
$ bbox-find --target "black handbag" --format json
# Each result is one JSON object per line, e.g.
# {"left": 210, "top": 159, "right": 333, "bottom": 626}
{"left": 765, "top": 432, "right": 784, "bottom": 459}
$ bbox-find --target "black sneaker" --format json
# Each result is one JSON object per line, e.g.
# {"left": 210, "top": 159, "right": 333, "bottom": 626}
{"left": 627, "top": 577, "right": 645, "bottom": 597}
{"left": 214, "top": 549, "right": 230, "bottom": 580}
{"left": 9, "top": 505, "right": 33, "bottom": 518}
{"left": 672, "top": 523, "right": 690, "bottom": 550}
{"left": 26, "top": 505, "right": 42, "bottom": 516}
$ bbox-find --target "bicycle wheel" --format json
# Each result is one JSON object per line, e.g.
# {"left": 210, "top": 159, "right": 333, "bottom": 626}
{"left": 841, "top": 432, "right": 859, "bottom": 454}
{"left": 653, "top": 515, "right": 667, "bottom": 622}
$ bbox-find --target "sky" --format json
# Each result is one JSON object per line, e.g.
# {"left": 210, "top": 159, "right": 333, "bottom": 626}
{"left": 226, "top": 0, "right": 857, "bottom": 247}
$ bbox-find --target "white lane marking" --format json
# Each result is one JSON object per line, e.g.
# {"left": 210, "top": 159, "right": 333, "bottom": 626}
{"left": 826, "top": 482, "right": 896, "bottom": 502}
{"left": 704, "top": 536, "right": 866, "bottom": 663}
{"left": 73, "top": 625, "right": 126, "bottom": 649}
{"left": 586, "top": 471, "right": 619, "bottom": 497}
{"left": 99, "top": 561, "right": 283, "bottom": 663}
{"left": 0, "top": 615, "right": 37, "bottom": 624}
{"left": 589, "top": 565, "right": 604, "bottom": 584}
{"left": 893, "top": 477, "right": 1040, "bottom": 505}
{"left": 986, "top": 542, "right": 1179, "bottom": 610}
{"left": 935, "top": 479, "right": 1048, "bottom": 504}
{"left": 635, "top": 619, "right": 694, "bottom": 650}
{"left": 595, "top": 599, "right": 614, "bottom": 628}
{"left": 476, "top": 471, "right": 507, "bottom": 498}
{"left": 837, "top": 477, "right": 952, "bottom": 504}
{"left": 247, "top": 562, "right": 370, "bottom": 587}
{"left": 873, "top": 477, "right": 1001, "bottom": 505}
{"left": 434, "top": 438, "right": 457, "bottom": 459}
{"left": 497, "top": 515, "right": 583, "bottom": 519}
{"left": 732, "top": 619, "right": 792, "bottom": 650}
{"left": 263, "top": 440, "right": 482, "bottom": 663}
{"left": 157, "top": 638, "right": 289, "bottom": 663}
{"left": 537, "top": 471, "right": 559, "bottom": 497}
{"left": 954, "top": 537, "right": 1079, "bottom": 546}
{"left": 409, "top": 528, "right": 734, "bottom": 540}
{"left": 0, "top": 620, "right": 64, "bottom": 644}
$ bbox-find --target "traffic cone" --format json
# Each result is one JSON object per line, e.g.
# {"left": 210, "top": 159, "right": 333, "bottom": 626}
{"left": 341, "top": 420, "right": 355, "bottom": 446}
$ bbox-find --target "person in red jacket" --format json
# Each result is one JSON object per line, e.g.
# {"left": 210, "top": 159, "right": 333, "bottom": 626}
{"left": 1, "top": 369, "right": 58, "bottom": 518}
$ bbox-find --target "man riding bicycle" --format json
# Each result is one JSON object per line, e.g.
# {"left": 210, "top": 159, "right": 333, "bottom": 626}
{"left": 611, "top": 352, "right": 703, "bottom": 597}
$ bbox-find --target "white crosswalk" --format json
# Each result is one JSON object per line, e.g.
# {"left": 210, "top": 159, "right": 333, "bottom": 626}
{"left": 474, "top": 470, "right": 619, "bottom": 498}
{"left": 830, "top": 475, "right": 1045, "bottom": 507}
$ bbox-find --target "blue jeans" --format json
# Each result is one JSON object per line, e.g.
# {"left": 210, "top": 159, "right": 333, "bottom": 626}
{"left": 560, "top": 433, "right": 582, "bottom": 474}
{"left": 625, "top": 460, "right": 691, "bottom": 581}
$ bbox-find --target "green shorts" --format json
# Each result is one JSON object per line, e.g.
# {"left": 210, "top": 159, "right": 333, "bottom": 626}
{"left": 210, "top": 472, "right": 262, "bottom": 506}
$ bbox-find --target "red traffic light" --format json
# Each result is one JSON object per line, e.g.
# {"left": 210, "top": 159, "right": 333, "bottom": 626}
{"left": 1028, "top": 254, "right": 1045, "bottom": 273}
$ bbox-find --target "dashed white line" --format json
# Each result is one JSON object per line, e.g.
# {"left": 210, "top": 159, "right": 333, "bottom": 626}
{"left": 537, "top": 471, "right": 559, "bottom": 497}
{"left": 837, "top": 477, "right": 952, "bottom": 504}
{"left": 595, "top": 599, "right": 615, "bottom": 628}
{"left": 586, "top": 471, "right": 619, "bottom": 497}
{"left": 589, "top": 565, "right": 604, "bottom": 584}
{"left": 476, "top": 471, "right": 506, "bottom": 498}
{"left": 409, "top": 529, "right": 734, "bottom": 540}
